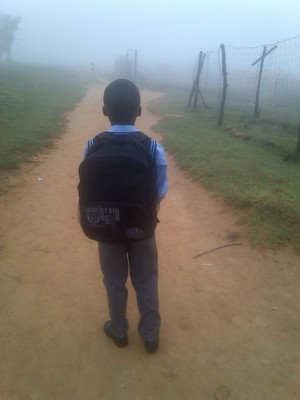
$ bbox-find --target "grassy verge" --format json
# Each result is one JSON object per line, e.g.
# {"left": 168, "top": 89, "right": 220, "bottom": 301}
{"left": 149, "top": 88, "right": 300, "bottom": 253}
{"left": 0, "top": 63, "right": 85, "bottom": 176}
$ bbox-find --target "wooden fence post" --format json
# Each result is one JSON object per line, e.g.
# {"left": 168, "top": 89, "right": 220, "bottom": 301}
{"left": 125, "top": 50, "right": 129, "bottom": 78}
{"left": 252, "top": 45, "right": 277, "bottom": 117}
{"left": 192, "top": 52, "right": 203, "bottom": 111}
{"left": 217, "top": 44, "right": 228, "bottom": 126}
{"left": 134, "top": 49, "right": 138, "bottom": 83}
{"left": 253, "top": 46, "right": 266, "bottom": 117}
{"left": 187, "top": 52, "right": 207, "bottom": 110}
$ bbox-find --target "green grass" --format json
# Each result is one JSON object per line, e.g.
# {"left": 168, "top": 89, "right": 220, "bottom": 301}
{"left": 149, "top": 89, "right": 300, "bottom": 252}
{"left": 0, "top": 63, "right": 85, "bottom": 174}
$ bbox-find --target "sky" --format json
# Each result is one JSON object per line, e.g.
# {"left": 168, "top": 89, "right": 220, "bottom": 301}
{"left": 1, "top": 0, "right": 299, "bottom": 71}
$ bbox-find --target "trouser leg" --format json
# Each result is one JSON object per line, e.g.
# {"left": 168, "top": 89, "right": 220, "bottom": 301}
{"left": 128, "top": 235, "right": 160, "bottom": 341}
{"left": 98, "top": 242, "right": 129, "bottom": 337}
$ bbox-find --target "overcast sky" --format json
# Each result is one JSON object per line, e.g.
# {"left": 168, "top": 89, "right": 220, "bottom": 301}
{"left": 1, "top": 0, "right": 299, "bottom": 70}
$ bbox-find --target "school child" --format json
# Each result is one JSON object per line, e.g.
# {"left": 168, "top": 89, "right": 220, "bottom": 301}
{"left": 78, "top": 79, "right": 168, "bottom": 353}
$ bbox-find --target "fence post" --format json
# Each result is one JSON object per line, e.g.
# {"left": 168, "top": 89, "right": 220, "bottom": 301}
{"left": 252, "top": 45, "right": 277, "bottom": 118}
{"left": 217, "top": 44, "right": 228, "bottom": 126}
{"left": 187, "top": 83, "right": 196, "bottom": 108}
{"left": 253, "top": 46, "right": 266, "bottom": 117}
{"left": 192, "top": 52, "right": 203, "bottom": 111}
{"left": 134, "top": 49, "right": 138, "bottom": 83}
{"left": 187, "top": 52, "right": 205, "bottom": 110}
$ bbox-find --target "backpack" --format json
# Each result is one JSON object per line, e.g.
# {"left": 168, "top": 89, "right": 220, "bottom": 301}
{"left": 78, "top": 131, "right": 158, "bottom": 243}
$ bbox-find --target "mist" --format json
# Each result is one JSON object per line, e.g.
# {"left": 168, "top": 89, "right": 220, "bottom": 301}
{"left": 1, "top": 0, "right": 299, "bottom": 83}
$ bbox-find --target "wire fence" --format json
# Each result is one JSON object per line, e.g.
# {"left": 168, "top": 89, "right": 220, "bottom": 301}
{"left": 114, "top": 49, "right": 139, "bottom": 84}
{"left": 192, "top": 35, "right": 300, "bottom": 127}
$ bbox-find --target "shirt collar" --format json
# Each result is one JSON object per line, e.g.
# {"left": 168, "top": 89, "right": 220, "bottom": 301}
{"left": 107, "top": 125, "right": 139, "bottom": 134}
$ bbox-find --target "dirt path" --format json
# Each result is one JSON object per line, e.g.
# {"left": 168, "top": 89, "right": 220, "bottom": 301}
{"left": 0, "top": 84, "right": 299, "bottom": 400}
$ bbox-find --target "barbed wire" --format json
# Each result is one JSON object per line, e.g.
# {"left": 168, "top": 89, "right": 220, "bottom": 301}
{"left": 197, "top": 34, "right": 300, "bottom": 126}
{"left": 200, "top": 34, "right": 300, "bottom": 53}
{"left": 228, "top": 34, "right": 300, "bottom": 50}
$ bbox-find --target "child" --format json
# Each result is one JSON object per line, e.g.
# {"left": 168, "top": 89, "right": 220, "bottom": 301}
{"left": 81, "top": 79, "right": 168, "bottom": 353}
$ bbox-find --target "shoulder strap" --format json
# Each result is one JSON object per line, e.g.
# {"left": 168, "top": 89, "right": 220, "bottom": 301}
{"left": 86, "top": 131, "right": 157, "bottom": 160}
{"left": 149, "top": 138, "right": 157, "bottom": 160}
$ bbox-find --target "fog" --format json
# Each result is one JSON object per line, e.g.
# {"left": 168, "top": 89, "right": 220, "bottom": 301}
{"left": 1, "top": 0, "right": 299, "bottom": 77}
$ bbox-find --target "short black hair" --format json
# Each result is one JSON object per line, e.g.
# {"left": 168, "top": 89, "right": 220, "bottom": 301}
{"left": 103, "top": 79, "right": 141, "bottom": 124}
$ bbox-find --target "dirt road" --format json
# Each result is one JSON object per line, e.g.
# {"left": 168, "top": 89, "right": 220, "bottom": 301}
{"left": 0, "top": 84, "right": 299, "bottom": 400}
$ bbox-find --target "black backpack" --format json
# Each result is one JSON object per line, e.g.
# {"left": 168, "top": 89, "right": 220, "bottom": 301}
{"left": 78, "top": 131, "right": 158, "bottom": 243}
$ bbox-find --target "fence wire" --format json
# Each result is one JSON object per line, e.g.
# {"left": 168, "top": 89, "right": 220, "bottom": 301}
{"left": 198, "top": 35, "right": 300, "bottom": 126}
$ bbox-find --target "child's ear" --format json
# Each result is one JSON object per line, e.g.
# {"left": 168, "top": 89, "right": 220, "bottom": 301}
{"left": 102, "top": 106, "right": 108, "bottom": 116}
{"left": 137, "top": 106, "right": 142, "bottom": 117}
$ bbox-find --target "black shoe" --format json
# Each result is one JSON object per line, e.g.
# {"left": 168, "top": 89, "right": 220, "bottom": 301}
{"left": 144, "top": 338, "right": 159, "bottom": 353}
{"left": 104, "top": 321, "right": 128, "bottom": 348}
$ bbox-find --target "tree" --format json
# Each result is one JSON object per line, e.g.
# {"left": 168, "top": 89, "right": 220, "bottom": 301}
{"left": 0, "top": 14, "right": 21, "bottom": 62}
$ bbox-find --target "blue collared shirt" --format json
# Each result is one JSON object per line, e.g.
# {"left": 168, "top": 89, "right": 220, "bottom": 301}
{"left": 84, "top": 125, "right": 168, "bottom": 202}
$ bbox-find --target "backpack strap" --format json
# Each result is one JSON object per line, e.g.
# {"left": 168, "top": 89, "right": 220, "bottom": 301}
{"left": 86, "top": 131, "right": 157, "bottom": 161}
{"left": 149, "top": 137, "right": 157, "bottom": 160}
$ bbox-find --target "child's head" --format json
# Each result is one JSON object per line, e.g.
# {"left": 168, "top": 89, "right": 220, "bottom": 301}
{"left": 103, "top": 79, "right": 141, "bottom": 125}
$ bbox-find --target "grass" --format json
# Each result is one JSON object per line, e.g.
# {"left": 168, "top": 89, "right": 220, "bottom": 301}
{"left": 149, "top": 88, "right": 300, "bottom": 252}
{"left": 0, "top": 63, "right": 85, "bottom": 175}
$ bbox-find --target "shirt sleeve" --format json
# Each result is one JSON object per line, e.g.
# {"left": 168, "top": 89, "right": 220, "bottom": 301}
{"left": 155, "top": 142, "right": 168, "bottom": 202}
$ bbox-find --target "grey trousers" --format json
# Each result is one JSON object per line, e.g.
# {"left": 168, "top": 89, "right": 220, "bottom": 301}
{"left": 98, "top": 235, "right": 160, "bottom": 341}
